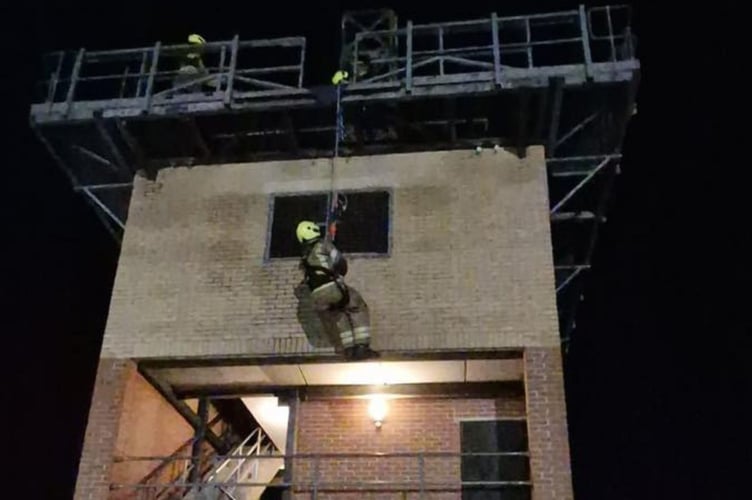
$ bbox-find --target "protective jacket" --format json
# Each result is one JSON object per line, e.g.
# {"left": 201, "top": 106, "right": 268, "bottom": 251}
{"left": 300, "top": 239, "right": 348, "bottom": 291}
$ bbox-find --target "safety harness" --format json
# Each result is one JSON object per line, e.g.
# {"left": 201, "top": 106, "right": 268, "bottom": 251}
{"left": 300, "top": 251, "right": 350, "bottom": 310}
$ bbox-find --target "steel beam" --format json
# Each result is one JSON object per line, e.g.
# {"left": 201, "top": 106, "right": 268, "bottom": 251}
{"left": 189, "top": 397, "right": 209, "bottom": 487}
{"left": 64, "top": 48, "right": 85, "bottom": 118}
{"left": 139, "top": 367, "right": 228, "bottom": 453}
{"left": 30, "top": 120, "right": 80, "bottom": 187}
{"left": 175, "top": 381, "right": 524, "bottom": 400}
{"left": 546, "top": 77, "right": 564, "bottom": 157}
{"left": 491, "top": 13, "right": 501, "bottom": 85}
{"left": 556, "top": 267, "right": 585, "bottom": 293}
{"left": 143, "top": 42, "right": 160, "bottom": 112}
{"left": 579, "top": 5, "right": 593, "bottom": 79}
{"left": 281, "top": 390, "right": 298, "bottom": 500}
{"left": 184, "top": 118, "right": 210, "bottom": 159}
{"left": 81, "top": 193, "right": 122, "bottom": 242}
{"left": 551, "top": 211, "right": 599, "bottom": 222}
{"left": 75, "top": 182, "right": 133, "bottom": 191}
{"left": 72, "top": 145, "right": 118, "bottom": 172}
{"left": 46, "top": 52, "right": 64, "bottom": 112}
{"left": 555, "top": 111, "right": 600, "bottom": 151}
{"left": 550, "top": 155, "right": 611, "bottom": 214}
{"left": 115, "top": 119, "right": 144, "bottom": 170}
{"left": 225, "top": 35, "right": 239, "bottom": 106}
{"left": 516, "top": 89, "right": 530, "bottom": 158}
{"left": 141, "top": 349, "right": 522, "bottom": 371}
{"left": 95, "top": 115, "right": 132, "bottom": 177}
{"left": 81, "top": 187, "right": 125, "bottom": 230}
{"left": 30, "top": 61, "right": 638, "bottom": 124}
{"left": 406, "top": 21, "right": 413, "bottom": 91}
{"left": 282, "top": 112, "right": 299, "bottom": 152}
{"left": 534, "top": 88, "right": 549, "bottom": 141}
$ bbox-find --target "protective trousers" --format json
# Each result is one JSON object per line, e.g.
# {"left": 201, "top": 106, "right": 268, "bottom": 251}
{"left": 310, "top": 281, "right": 371, "bottom": 351}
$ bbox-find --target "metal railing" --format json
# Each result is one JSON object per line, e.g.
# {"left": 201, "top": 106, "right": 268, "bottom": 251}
{"left": 113, "top": 426, "right": 276, "bottom": 500}
{"left": 126, "top": 415, "right": 229, "bottom": 500}
{"left": 33, "top": 35, "right": 306, "bottom": 113}
{"left": 203, "top": 427, "right": 277, "bottom": 499}
{"left": 111, "top": 451, "right": 531, "bottom": 498}
{"left": 350, "top": 4, "right": 636, "bottom": 87}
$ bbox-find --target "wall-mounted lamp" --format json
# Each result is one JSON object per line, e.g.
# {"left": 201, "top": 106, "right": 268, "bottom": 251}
{"left": 367, "top": 394, "right": 388, "bottom": 428}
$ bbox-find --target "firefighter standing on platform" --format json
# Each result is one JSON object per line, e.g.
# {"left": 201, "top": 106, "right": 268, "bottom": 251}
{"left": 173, "top": 33, "right": 209, "bottom": 92}
{"left": 296, "top": 221, "right": 377, "bottom": 361}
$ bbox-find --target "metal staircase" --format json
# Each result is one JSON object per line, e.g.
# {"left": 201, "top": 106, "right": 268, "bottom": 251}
{"left": 195, "top": 427, "right": 281, "bottom": 500}
{"left": 114, "top": 426, "right": 281, "bottom": 500}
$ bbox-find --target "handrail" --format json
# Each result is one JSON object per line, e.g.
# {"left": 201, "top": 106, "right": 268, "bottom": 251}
{"left": 205, "top": 427, "right": 261, "bottom": 482}
{"left": 132, "top": 413, "right": 224, "bottom": 487}
{"left": 112, "top": 450, "right": 531, "bottom": 497}
{"left": 33, "top": 34, "right": 306, "bottom": 108}
{"left": 113, "top": 450, "right": 531, "bottom": 499}
{"left": 117, "top": 450, "right": 529, "bottom": 462}
{"left": 347, "top": 4, "right": 634, "bottom": 83}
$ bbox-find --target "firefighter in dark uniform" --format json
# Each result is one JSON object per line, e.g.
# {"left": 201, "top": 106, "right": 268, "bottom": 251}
{"left": 296, "top": 221, "right": 378, "bottom": 361}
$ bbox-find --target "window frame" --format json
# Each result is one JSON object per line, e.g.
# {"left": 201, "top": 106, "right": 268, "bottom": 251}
{"left": 263, "top": 187, "right": 394, "bottom": 263}
{"left": 458, "top": 417, "right": 532, "bottom": 498}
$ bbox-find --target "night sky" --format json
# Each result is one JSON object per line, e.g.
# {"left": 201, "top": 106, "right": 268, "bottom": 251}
{"left": 4, "top": 1, "right": 748, "bottom": 499}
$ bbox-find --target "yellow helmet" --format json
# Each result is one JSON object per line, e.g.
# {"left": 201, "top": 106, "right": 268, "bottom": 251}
{"left": 188, "top": 34, "right": 207, "bottom": 45}
{"left": 296, "top": 221, "right": 321, "bottom": 243}
{"left": 331, "top": 70, "right": 349, "bottom": 85}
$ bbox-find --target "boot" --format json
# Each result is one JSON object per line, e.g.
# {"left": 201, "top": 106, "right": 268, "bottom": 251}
{"left": 343, "top": 346, "right": 357, "bottom": 360}
{"left": 353, "top": 344, "right": 380, "bottom": 361}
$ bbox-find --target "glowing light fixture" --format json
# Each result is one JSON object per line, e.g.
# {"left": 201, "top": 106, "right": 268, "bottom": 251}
{"left": 367, "top": 394, "right": 388, "bottom": 428}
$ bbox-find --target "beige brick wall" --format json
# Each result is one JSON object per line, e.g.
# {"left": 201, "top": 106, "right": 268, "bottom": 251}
{"left": 103, "top": 147, "right": 557, "bottom": 358}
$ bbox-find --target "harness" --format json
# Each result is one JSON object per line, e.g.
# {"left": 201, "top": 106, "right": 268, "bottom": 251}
{"left": 300, "top": 249, "right": 350, "bottom": 310}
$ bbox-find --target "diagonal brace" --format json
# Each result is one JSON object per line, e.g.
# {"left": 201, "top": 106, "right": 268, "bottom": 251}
{"left": 80, "top": 187, "right": 125, "bottom": 230}
{"left": 555, "top": 111, "right": 600, "bottom": 151}
{"left": 73, "top": 145, "right": 119, "bottom": 172}
{"left": 556, "top": 267, "right": 586, "bottom": 293}
{"left": 140, "top": 367, "right": 229, "bottom": 453}
{"left": 550, "top": 156, "right": 612, "bottom": 214}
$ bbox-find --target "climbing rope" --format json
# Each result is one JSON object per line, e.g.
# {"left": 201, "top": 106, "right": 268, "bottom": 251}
{"left": 326, "top": 80, "right": 348, "bottom": 242}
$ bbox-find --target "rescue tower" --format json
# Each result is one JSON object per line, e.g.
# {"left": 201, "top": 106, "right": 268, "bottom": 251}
{"left": 31, "top": 5, "right": 639, "bottom": 499}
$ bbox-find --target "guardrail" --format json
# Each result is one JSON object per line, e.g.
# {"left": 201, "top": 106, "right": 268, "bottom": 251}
{"left": 33, "top": 36, "right": 306, "bottom": 113}
{"left": 112, "top": 450, "right": 531, "bottom": 498}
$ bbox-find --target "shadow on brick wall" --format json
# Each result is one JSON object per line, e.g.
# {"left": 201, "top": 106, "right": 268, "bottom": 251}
{"left": 294, "top": 283, "right": 336, "bottom": 349}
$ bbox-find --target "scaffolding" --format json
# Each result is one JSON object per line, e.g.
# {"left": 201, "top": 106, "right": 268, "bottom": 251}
{"left": 29, "top": 4, "right": 639, "bottom": 346}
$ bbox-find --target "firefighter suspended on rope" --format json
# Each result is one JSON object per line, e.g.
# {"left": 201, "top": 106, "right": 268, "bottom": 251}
{"left": 296, "top": 221, "right": 378, "bottom": 361}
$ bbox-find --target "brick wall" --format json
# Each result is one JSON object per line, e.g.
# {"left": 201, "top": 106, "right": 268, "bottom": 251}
{"left": 74, "top": 359, "right": 201, "bottom": 499}
{"left": 74, "top": 359, "right": 131, "bottom": 500}
{"left": 102, "top": 147, "right": 558, "bottom": 358}
{"left": 292, "top": 396, "right": 525, "bottom": 499}
{"left": 109, "top": 366, "right": 195, "bottom": 498}
{"left": 525, "top": 347, "right": 574, "bottom": 500}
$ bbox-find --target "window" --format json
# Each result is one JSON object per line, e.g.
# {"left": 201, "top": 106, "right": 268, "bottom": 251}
{"left": 460, "top": 419, "right": 531, "bottom": 500}
{"left": 267, "top": 190, "right": 390, "bottom": 259}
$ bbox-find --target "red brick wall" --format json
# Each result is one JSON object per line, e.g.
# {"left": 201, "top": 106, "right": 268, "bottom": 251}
{"left": 74, "top": 359, "right": 204, "bottom": 500}
{"left": 525, "top": 347, "right": 574, "bottom": 500}
{"left": 293, "top": 396, "right": 525, "bottom": 499}
{"left": 74, "top": 359, "right": 131, "bottom": 500}
{"left": 109, "top": 367, "right": 196, "bottom": 498}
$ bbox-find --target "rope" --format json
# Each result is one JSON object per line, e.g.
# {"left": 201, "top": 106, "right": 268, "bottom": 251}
{"left": 326, "top": 82, "right": 346, "bottom": 242}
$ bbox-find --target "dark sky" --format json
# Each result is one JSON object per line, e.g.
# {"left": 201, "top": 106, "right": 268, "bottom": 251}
{"left": 4, "top": 1, "right": 749, "bottom": 499}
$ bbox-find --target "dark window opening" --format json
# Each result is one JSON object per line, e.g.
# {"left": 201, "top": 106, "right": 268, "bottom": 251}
{"left": 267, "top": 190, "right": 390, "bottom": 259}
{"left": 461, "top": 420, "right": 531, "bottom": 500}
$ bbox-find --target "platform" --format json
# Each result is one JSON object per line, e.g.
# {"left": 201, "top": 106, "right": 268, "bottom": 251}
{"left": 29, "top": 5, "right": 640, "bottom": 345}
